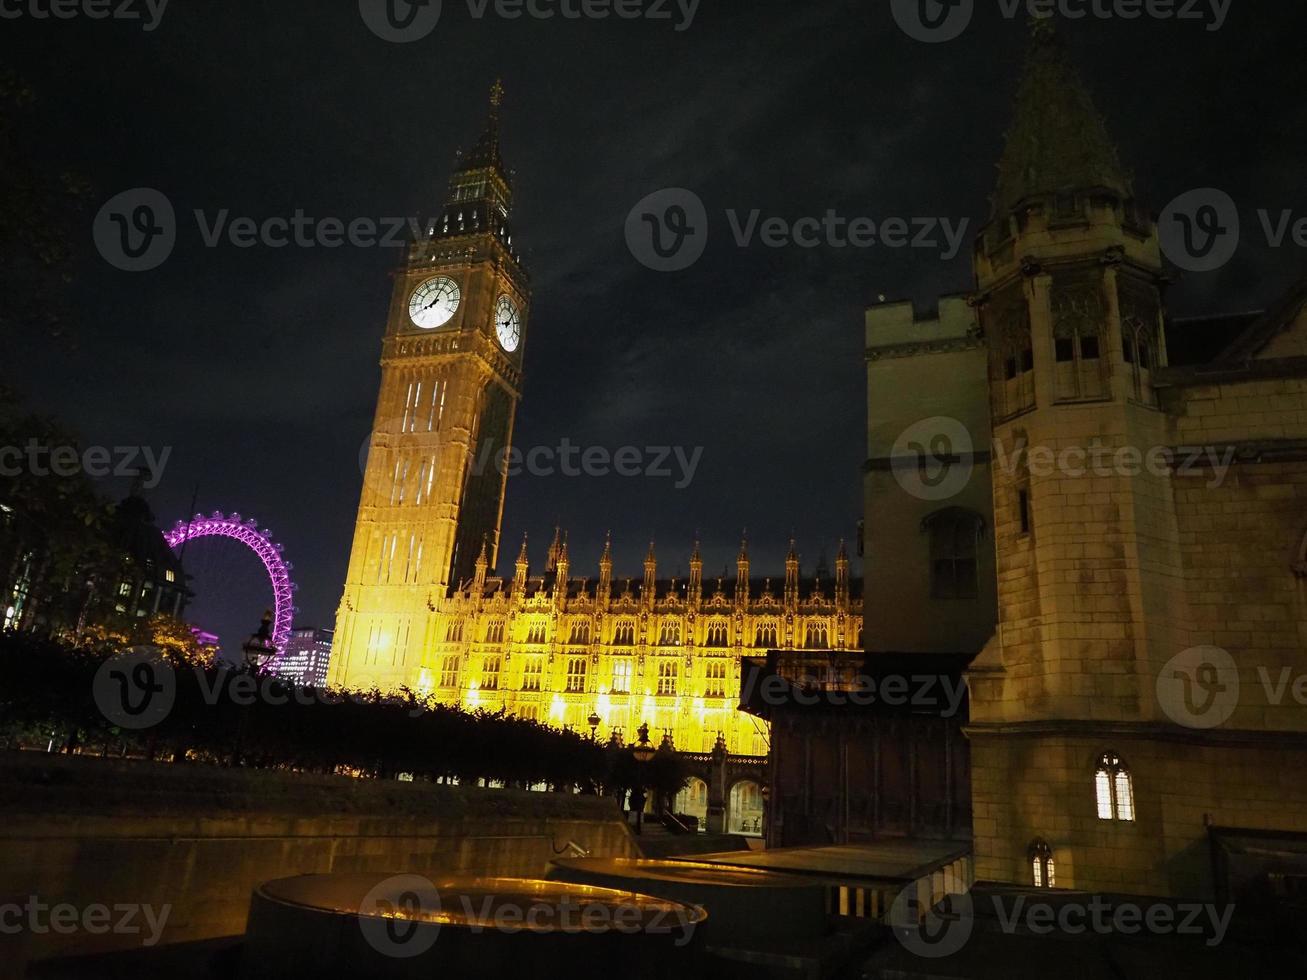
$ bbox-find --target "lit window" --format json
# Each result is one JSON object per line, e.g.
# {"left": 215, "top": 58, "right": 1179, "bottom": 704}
{"left": 522, "top": 657, "right": 542, "bottom": 692}
{"left": 1029, "top": 839, "right": 1055, "bottom": 888}
{"left": 482, "top": 656, "right": 501, "bottom": 691}
{"left": 657, "top": 660, "right": 678, "bottom": 696}
{"left": 1094, "top": 752, "right": 1135, "bottom": 822}
{"left": 439, "top": 655, "right": 460, "bottom": 689}
{"left": 566, "top": 657, "right": 587, "bottom": 693}
{"left": 705, "top": 661, "right": 727, "bottom": 698}
{"left": 164, "top": 570, "right": 175, "bottom": 583}
{"left": 658, "top": 621, "right": 681, "bottom": 646}
{"left": 611, "top": 659, "right": 632, "bottom": 694}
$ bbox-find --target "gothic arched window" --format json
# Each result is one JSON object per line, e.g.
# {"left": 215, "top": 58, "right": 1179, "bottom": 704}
{"left": 1052, "top": 280, "right": 1108, "bottom": 401}
{"left": 804, "top": 621, "right": 830, "bottom": 648}
{"left": 612, "top": 620, "right": 635, "bottom": 646}
{"left": 1119, "top": 280, "right": 1162, "bottom": 405}
{"left": 525, "top": 620, "right": 547, "bottom": 645}
{"left": 1094, "top": 751, "right": 1135, "bottom": 822}
{"left": 706, "top": 621, "right": 728, "bottom": 647}
{"left": 1029, "top": 839, "right": 1056, "bottom": 888}
{"left": 988, "top": 298, "right": 1035, "bottom": 421}
{"left": 569, "top": 620, "right": 591, "bottom": 645}
{"left": 754, "top": 621, "right": 778, "bottom": 648}
{"left": 923, "top": 508, "right": 985, "bottom": 599}
{"left": 658, "top": 620, "right": 681, "bottom": 646}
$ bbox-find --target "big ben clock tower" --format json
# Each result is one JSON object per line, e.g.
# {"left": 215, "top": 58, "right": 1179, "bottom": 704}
{"left": 330, "top": 81, "right": 529, "bottom": 692}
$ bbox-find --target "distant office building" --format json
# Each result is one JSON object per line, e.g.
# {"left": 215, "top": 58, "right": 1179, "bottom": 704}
{"left": 277, "top": 627, "right": 334, "bottom": 688}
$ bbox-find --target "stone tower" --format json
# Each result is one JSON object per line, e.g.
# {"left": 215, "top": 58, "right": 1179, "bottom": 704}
{"left": 965, "top": 23, "right": 1188, "bottom": 889}
{"left": 330, "top": 82, "right": 530, "bottom": 692}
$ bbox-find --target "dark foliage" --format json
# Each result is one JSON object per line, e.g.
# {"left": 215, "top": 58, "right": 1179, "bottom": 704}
{"left": 0, "top": 631, "right": 639, "bottom": 791}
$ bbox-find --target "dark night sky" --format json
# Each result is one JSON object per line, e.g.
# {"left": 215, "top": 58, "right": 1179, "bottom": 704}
{"left": 5, "top": 0, "right": 1306, "bottom": 650}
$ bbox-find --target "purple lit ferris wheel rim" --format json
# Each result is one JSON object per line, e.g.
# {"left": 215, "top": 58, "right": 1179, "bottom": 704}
{"left": 164, "top": 512, "right": 297, "bottom": 658}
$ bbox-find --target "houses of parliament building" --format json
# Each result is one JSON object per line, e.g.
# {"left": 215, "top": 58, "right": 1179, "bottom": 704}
{"left": 326, "top": 82, "right": 863, "bottom": 753}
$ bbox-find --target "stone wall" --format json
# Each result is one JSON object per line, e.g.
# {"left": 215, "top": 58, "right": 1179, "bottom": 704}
{"left": 0, "top": 753, "right": 637, "bottom": 969}
{"left": 970, "top": 731, "right": 1307, "bottom": 896}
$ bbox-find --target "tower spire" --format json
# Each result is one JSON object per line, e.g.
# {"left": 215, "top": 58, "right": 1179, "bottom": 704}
{"left": 992, "top": 17, "right": 1130, "bottom": 219}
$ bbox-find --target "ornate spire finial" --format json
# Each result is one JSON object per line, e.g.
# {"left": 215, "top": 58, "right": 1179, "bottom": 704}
{"left": 1029, "top": 11, "right": 1056, "bottom": 42}
{"left": 517, "top": 532, "right": 529, "bottom": 562}
{"left": 489, "top": 78, "right": 505, "bottom": 110}
{"left": 992, "top": 13, "right": 1129, "bottom": 217}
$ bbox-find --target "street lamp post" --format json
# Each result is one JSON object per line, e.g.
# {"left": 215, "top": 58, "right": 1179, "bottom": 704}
{"left": 630, "top": 721, "right": 655, "bottom": 835}
{"left": 587, "top": 709, "right": 601, "bottom": 741}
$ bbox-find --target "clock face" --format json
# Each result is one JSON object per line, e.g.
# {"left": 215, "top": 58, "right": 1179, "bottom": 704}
{"left": 408, "top": 276, "right": 461, "bottom": 330}
{"left": 495, "top": 295, "right": 522, "bottom": 353}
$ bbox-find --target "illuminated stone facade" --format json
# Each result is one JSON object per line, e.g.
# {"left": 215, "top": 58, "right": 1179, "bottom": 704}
{"left": 950, "top": 27, "right": 1307, "bottom": 898}
{"left": 331, "top": 84, "right": 528, "bottom": 693}
{"left": 329, "top": 87, "right": 865, "bottom": 752}
{"left": 423, "top": 533, "right": 862, "bottom": 754}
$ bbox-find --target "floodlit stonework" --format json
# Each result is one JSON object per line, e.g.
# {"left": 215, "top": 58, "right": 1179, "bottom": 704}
{"left": 329, "top": 86, "right": 864, "bottom": 752}
{"left": 954, "top": 26, "right": 1307, "bottom": 897}
{"left": 424, "top": 532, "right": 862, "bottom": 754}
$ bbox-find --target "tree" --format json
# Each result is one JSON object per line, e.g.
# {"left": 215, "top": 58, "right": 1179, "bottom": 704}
{"left": 0, "top": 70, "right": 90, "bottom": 350}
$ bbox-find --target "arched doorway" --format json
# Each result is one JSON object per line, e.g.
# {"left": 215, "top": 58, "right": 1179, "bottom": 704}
{"left": 729, "top": 779, "right": 764, "bottom": 836}
{"left": 673, "top": 777, "right": 708, "bottom": 830}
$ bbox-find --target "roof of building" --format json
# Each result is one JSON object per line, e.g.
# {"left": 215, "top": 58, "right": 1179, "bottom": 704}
{"left": 992, "top": 19, "right": 1131, "bottom": 218}
{"left": 1165, "top": 311, "right": 1264, "bottom": 366}
{"left": 1218, "top": 270, "right": 1307, "bottom": 362}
